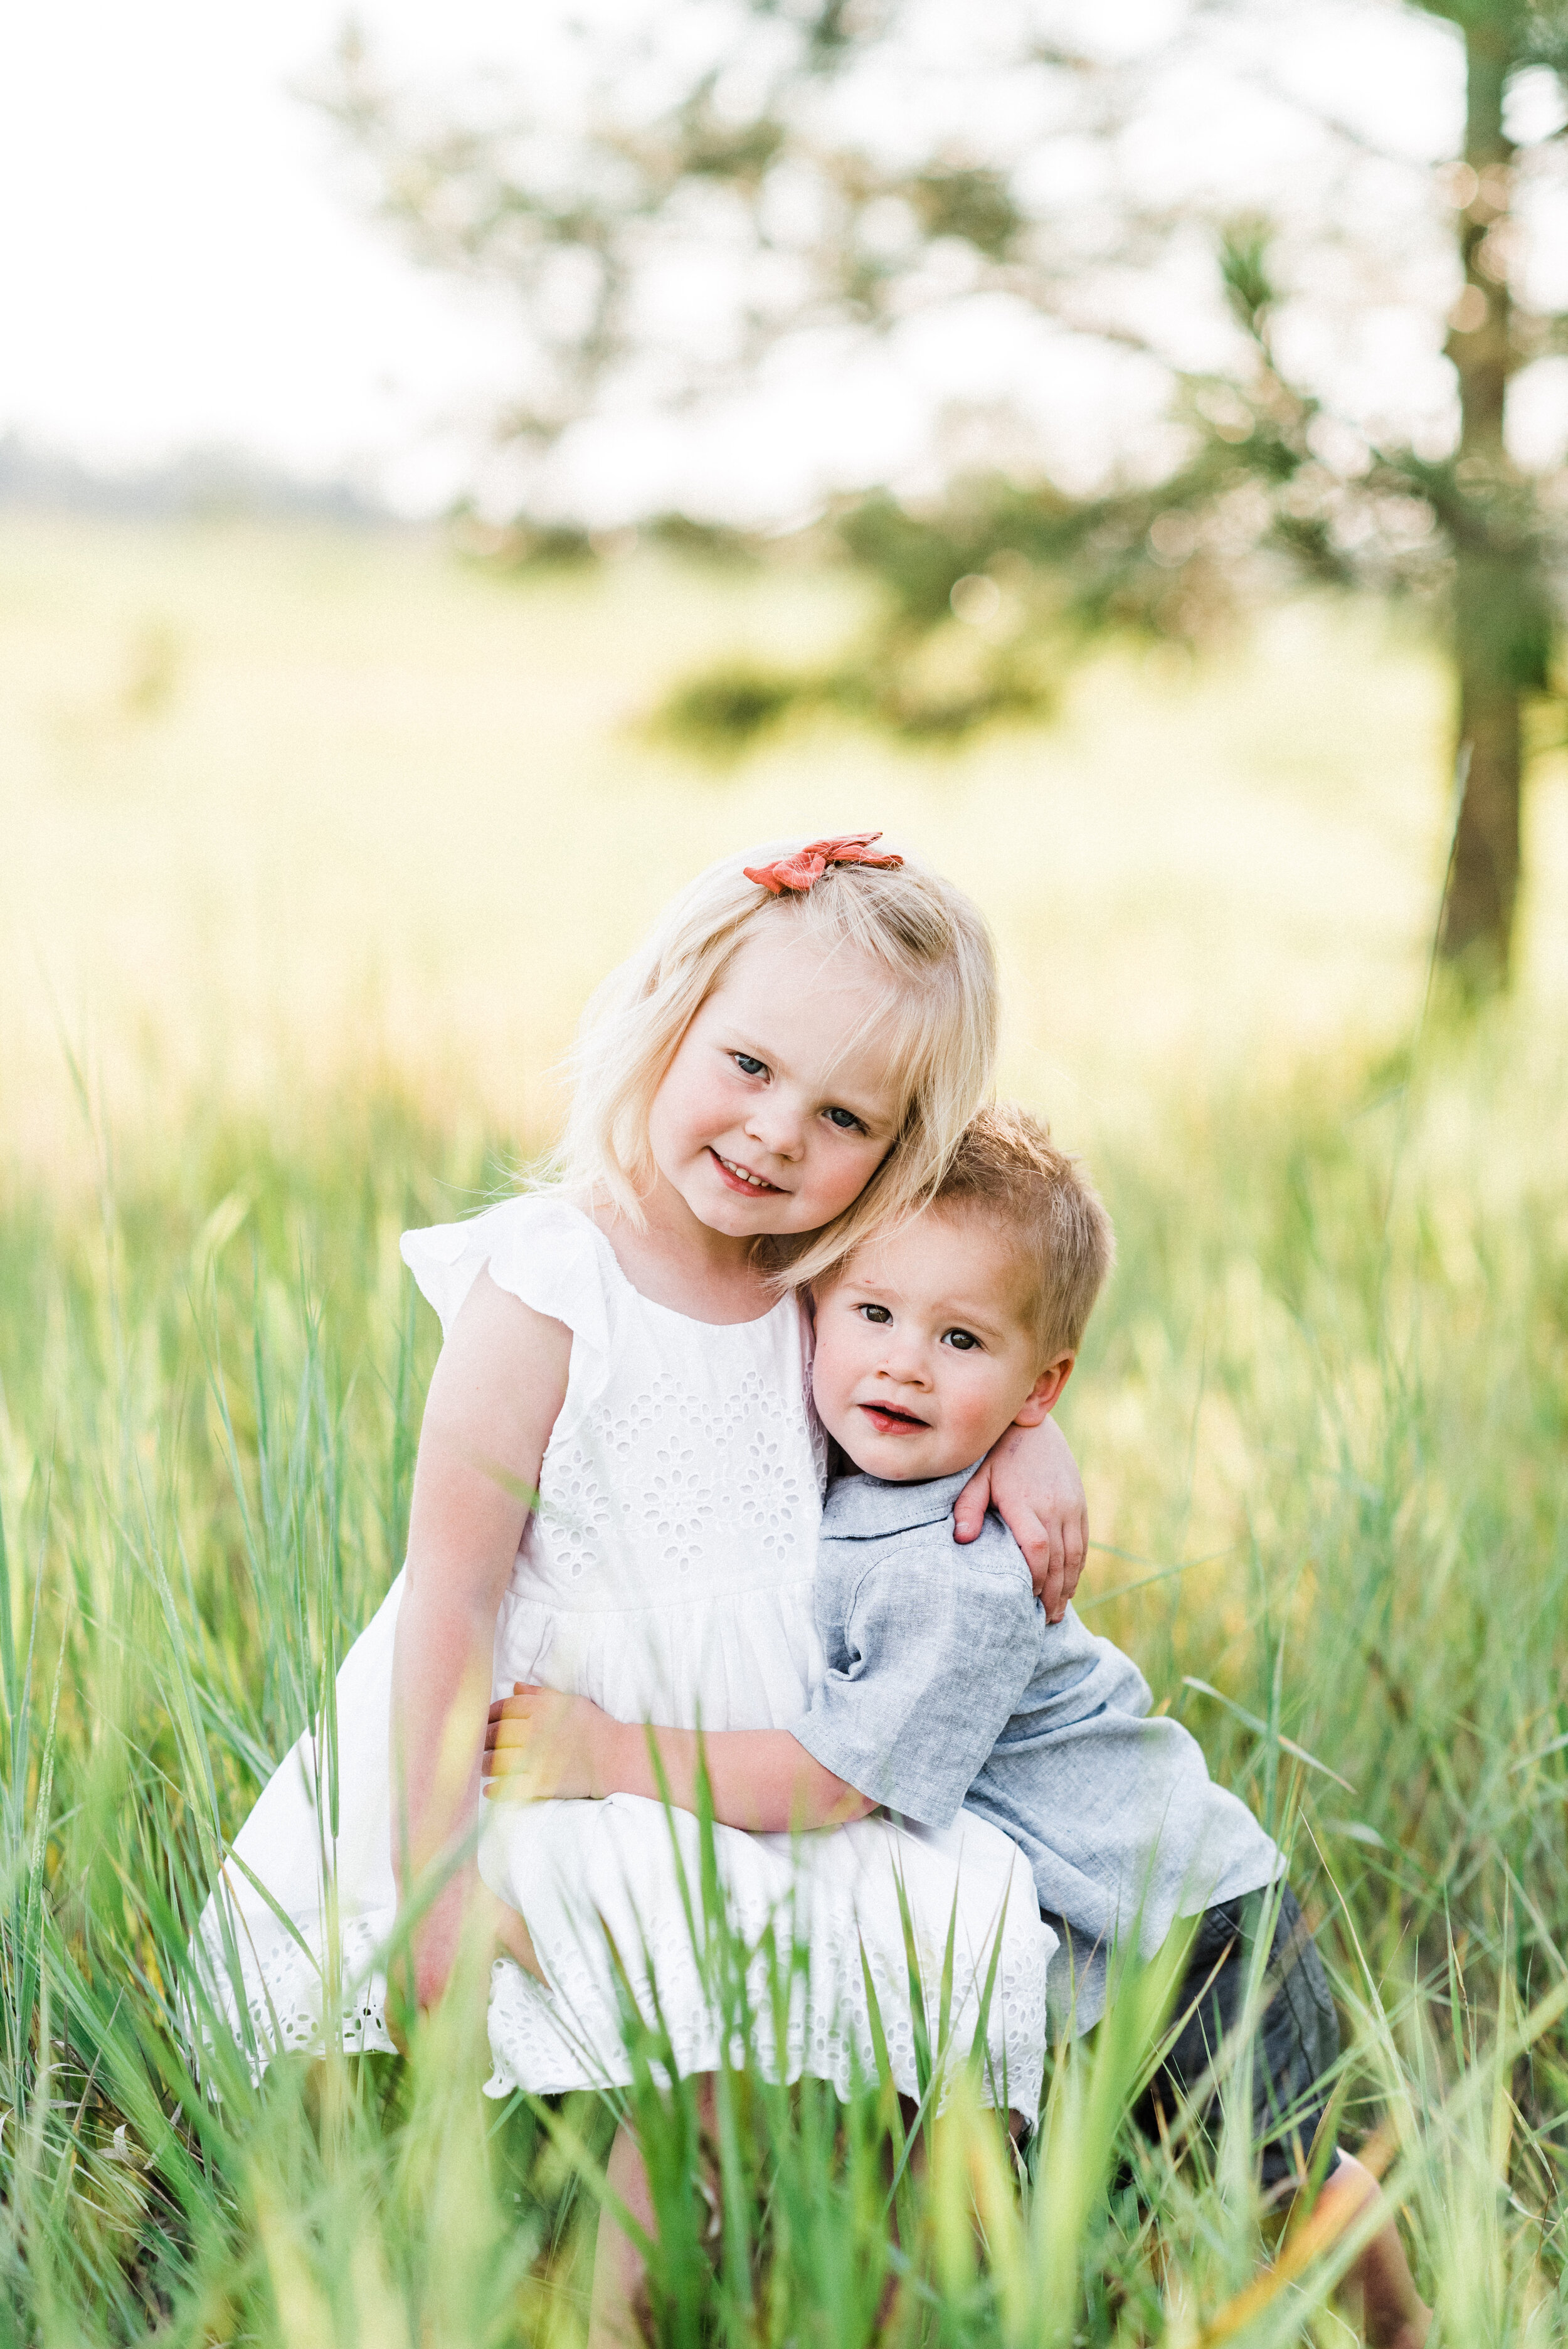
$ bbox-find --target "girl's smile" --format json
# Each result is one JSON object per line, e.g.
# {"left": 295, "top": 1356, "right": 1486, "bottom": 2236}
{"left": 709, "top": 1149, "right": 786, "bottom": 1196}
{"left": 644, "top": 925, "right": 901, "bottom": 1250}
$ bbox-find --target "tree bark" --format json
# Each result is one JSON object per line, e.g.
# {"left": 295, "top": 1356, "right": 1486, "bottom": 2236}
{"left": 1440, "top": 16, "right": 1522, "bottom": 985}
{"left": 1446, "top": 564, "right": 1522, "bottom": 975}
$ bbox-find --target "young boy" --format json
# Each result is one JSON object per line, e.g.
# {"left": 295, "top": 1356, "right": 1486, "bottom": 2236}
{"left": 485, "top": 1106, "right": 1428, "bottom": 2346}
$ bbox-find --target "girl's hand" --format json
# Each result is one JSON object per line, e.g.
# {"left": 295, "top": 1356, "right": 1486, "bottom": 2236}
{"left": 956, "top": 1417, "right": 1087, "bottom": 1622}
{"left": 389, "top": 1865, "right": 475, "bottom": 2047}
{"left": 484, "top": 1683, "right": 607, "bottom": 1802}
{"left": 389, "top": 1865, "right": 544, "bottom": 2047}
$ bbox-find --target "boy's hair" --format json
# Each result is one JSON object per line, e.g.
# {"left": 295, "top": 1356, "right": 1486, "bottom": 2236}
{"left": 931, "top": 1105, "right": 1115, "bottom": 1361}
{"left": 554, "top": 840, "right": 998, "bottom": 1285}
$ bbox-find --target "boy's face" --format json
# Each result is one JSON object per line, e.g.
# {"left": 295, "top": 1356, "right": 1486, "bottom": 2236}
{"left": 811, "top": 1206, "right": 1071, "bottom": 1483}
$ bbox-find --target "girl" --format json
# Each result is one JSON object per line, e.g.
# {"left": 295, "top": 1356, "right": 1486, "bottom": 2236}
{"left": 194, "top": 835, "right": 1083, "bottom": 2289}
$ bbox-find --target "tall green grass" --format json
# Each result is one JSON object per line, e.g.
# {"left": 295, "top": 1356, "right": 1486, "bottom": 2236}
{"left": 1, "top": 1005, "right": 1564, "bottom": 2344}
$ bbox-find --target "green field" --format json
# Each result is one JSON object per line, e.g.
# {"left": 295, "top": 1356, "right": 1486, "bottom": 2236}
{"left": 2, "top": 513, "right": 1566, "bottom": 2343}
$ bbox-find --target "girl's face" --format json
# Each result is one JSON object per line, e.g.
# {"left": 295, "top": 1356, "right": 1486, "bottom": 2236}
{"left": 646, "top": 925, "right": 902, "bottom": 1242}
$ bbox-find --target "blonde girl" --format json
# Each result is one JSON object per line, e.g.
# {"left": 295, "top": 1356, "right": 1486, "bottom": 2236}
{"left": 195, "top": 836, "right": 1085, "bottom": 2325}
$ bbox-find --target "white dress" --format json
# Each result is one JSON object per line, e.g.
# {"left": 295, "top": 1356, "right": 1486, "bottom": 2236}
{"left": 192, "top": 1196, "right": 1053, "bottom": 2116}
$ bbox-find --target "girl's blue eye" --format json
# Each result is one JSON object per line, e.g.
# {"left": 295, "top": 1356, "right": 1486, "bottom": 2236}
{"left": 824, "top": 1106, "right": 864, "bottom": 1132}
{"left": 734, "top": 1054, "right": 766, "bottom": 1078}
{"left": 943, "top": 1329, "right": 980, "bottom": 1352}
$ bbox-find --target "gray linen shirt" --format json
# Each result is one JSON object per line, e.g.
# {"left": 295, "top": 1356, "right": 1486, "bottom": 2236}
{"left": 793, "top": 1464, "right": 1279, "bottom": 2032}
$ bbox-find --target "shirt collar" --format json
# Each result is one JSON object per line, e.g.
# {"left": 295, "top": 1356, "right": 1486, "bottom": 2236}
{"left": 819, "top": 1459, "right": 987, "bottom": 1539}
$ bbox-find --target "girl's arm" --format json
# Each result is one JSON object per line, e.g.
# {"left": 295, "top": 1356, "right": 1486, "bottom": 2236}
{"left": 482, "top": 1685, "right": 874, "bottom": 1832}
{"left": 955, "top": 1415, "right": 1086, "bottom": 1622}
{"left": 391, "top": 1270, "right": 571, "bottom": 2013}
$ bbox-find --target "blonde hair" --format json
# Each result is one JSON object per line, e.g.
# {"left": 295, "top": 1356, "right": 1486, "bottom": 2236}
{"left": 554, "top": 840, "right": 998, "bottom": 1283}
{"left": 928, "top": 1104, "right": 1116, "bottom": 1360}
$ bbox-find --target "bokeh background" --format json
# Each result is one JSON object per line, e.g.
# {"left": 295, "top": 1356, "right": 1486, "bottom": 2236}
{"left": 4, "top": 0, "right": 1567, "bottom": 1183}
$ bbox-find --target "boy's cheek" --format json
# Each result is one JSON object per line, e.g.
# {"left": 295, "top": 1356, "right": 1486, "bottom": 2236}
{"left": 807, "top": 1346, "right": 856, "bottom": 1447}
{"left": 808, "top": 1361, "right": 847, "bottom": 1434}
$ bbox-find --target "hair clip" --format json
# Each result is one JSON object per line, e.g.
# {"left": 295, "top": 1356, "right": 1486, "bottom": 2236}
{"left": 743, "top": 832, "right": 904, "bottom": 896}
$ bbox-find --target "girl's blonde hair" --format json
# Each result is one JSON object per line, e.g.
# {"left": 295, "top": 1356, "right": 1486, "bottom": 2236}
{"left": 554, "top": 840, "right": 999, "bottom": 1283}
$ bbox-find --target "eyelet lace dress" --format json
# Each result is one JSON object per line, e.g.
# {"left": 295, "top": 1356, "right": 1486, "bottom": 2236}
{"left": 191, "top": 1196, "right": 1053, "bottom": 2116}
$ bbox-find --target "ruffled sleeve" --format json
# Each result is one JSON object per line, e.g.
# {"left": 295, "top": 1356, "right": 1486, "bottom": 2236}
{"left": 400, "top": 1196, "right": 614, "bottom": 1362}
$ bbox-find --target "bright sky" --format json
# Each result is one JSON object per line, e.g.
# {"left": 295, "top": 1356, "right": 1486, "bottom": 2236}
{"left": 9, "top": 0, "right": 1555, "bottom": 519}
{"left": 0, "top": 3, "right": 543, "bottom": 509}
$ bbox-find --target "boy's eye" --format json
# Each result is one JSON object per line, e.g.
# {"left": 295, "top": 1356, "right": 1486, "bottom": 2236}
{"left": 857, "top": 1303, "right": 893, "bottom": 1325}
{"left": 733, "top": 1053, "right": 766, "bottom": 1078}
{"left": 824, "top": 1106, "right": 865, "bottom": 1132}
{"left": 942, "top": 1328, "right": 980, "bottom": 1352}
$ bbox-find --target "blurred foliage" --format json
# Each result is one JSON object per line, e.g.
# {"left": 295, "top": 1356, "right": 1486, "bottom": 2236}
{"left": 654, "top": 213, "right": 1561, "bottom": 738}
{"left": 450, "top": 508, "right": 761, "bottom": 575}
{"left": 320, "top": 0, "right": 1568, "bottom": 983}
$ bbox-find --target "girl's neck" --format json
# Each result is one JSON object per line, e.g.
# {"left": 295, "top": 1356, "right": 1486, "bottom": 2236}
{"left": 591, "top": 1177, "right": 777, "bottom": 1326}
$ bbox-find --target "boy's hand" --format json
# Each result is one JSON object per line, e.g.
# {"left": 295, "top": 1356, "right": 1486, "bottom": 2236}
{"left": 956, "top": 1418, "right": 1087, "bottom": 1622}
{"left": 483, "top": 1683, "right": 607, "bottom": 1802}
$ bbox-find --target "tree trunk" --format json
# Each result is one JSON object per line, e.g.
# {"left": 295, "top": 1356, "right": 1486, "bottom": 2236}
{"left": 1445, "top": 565, "right": 1522, "bottom": 976}
{"left": 1440, "top": 18, "right": 1522, "bottom": 985}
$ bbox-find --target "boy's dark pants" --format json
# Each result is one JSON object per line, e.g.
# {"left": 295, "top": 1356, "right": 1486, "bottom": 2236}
{"left": 1133, "top": 1884, "right": 1341, "bottom": 2195}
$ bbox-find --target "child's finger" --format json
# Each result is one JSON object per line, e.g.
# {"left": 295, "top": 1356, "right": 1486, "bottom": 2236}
{"left": 482, "top": 1776, "right": 532, "bottom": 1805}
{"left": 1056, "top": 1517, "right": 1087, "bottom": 1609}
{"left": 1039, "top": 1527, "right": 1069, "bottom": 1621}
{"left": 485, "top": 1732, "right": 532, "bottom": 1761}
{"left": 1043, "top": 1522, "right": 1066, "bottom": 1591}
{"left": 487, "top": 1683, "right": 547, "bottom": 1723}
{"left": 485, "top": 1707, "right": 532, "bottom": 1737}
{"left": 484, "top": 1718, "right": 533, "bottom": 1754}
{"left": 1016, "top": 1515, "right": 1048, "bottom": 1587}
{"left": 951, "top": 1460, "right": 992, "bottom": 1542}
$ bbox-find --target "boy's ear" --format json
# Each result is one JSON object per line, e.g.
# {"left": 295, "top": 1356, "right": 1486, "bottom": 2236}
{"left": 1012, "top": 1353, "right": 1074, "bottom": 1426}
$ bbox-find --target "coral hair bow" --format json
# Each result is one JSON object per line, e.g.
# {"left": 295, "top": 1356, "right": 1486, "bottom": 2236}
{"left": 744, "top": 832, "right": 904, "bottom": 896}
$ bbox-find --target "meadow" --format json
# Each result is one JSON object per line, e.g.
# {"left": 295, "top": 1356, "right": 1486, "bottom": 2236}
{"left": 1, "top": 510, "right": 1566, "bottom": 2344}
